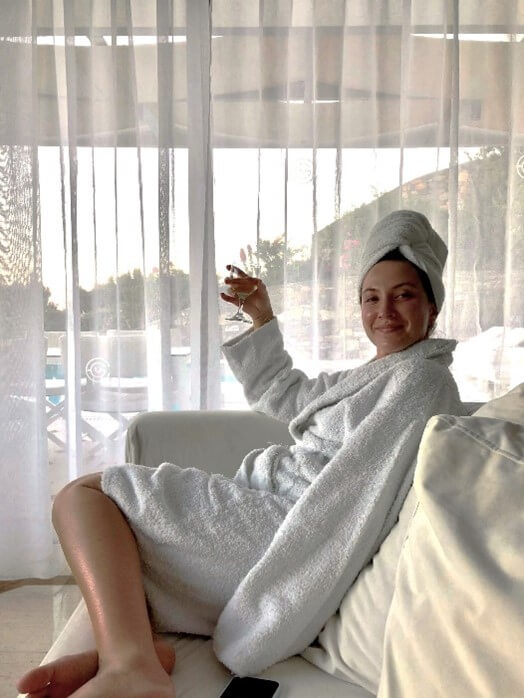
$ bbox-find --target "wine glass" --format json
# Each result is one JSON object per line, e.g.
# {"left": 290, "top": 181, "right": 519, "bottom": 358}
{"left": 225, "top": 264, "right": 258, "bottom": 323}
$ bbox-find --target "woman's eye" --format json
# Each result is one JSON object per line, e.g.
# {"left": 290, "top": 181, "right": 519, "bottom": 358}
{"left": 364, "top": 296, "right": 377, "bottom": 303}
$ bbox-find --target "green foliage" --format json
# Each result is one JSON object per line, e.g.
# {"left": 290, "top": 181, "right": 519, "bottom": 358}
{"left": 459, "top": 146, "right": 524, "bottom": 269}
{"left": 43, "top": 286, "right": 66, "bottom": 330}
{"left": 239, "top": 237, "right": 311, "bottom": 287}
{"left": 43, "top": 266, "right": 190, "bottom": 332}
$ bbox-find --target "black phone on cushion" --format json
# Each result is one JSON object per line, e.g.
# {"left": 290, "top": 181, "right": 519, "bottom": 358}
{"left": 219, "top": 676, "right": 280, "bottom": 697}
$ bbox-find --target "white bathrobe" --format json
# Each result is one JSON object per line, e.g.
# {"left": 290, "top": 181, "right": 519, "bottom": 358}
{"left": 102, "top": 318, "right": 465, "bottom": 676}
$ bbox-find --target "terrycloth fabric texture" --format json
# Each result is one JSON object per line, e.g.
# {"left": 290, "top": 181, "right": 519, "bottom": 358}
{"left": 213, "top": 319, "right": 465, "bottom": 674}
{"left": 377, "top": 384, "right": 524, "bottom": 698}
{"left": 102, "top": 318, "right": 465, "bottom": 676}
{"left": 301, "top": 485, "right": 418, "bottom": 693}
{"left": 358, "top": 210, "right": 448, "bottom": 311}
{"left": 101, "top": 463, "right": 294, "bottom": 636}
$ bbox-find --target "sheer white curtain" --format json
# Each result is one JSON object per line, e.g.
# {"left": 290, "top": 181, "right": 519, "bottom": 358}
{"left": 0, "top": 0, "right": 523, "bottom": 579}
{"left": 210, "top": 0, "right": 524, "bottom": 390}
{"left": 0, "top": 0, "right": 218, "bottom": 579}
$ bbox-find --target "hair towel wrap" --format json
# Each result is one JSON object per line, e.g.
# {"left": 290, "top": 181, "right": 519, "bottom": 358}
{"left": 358, "top": 210, "right": 448, "bottom": 311}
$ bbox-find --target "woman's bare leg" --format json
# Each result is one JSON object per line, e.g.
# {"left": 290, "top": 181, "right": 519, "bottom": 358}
{"left": 44, "top": 473, "right": 175, "bottom": 697}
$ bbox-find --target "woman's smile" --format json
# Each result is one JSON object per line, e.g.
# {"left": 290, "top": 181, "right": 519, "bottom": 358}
{"left": 361, "top": 260, "right": 437, "bottom": 359}
{"left": 375, "top": 325, "right": 403, "bottom": 332}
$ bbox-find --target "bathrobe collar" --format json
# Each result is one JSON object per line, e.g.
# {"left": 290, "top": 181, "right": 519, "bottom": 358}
{"left": 289, "top": 338, "right": 457, "bottom": 439}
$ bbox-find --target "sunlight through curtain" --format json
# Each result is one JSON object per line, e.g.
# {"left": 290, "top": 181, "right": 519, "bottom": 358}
{"left": 1, "top": 0, "right": 523, "bottom": 578}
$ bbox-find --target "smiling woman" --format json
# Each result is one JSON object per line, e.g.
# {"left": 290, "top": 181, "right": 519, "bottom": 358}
{"left": 361, "top": 258, "right": 437, "bottom": 359}
{"left": 357, "top": 210, "right": 447, "bottom": 360}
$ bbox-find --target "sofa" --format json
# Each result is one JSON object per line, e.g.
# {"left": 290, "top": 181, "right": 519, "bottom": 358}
{"left": 25, "top": 384, "right": 524, "bottom": 697}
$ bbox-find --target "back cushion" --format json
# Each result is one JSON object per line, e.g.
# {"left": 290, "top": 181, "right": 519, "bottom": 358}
{"left": 377, "top": 384, "right": 524, "bottom": 697}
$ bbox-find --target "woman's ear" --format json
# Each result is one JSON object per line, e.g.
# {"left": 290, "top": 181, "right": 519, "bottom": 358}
{"left": 427, "top": 304, "right": 438, "bottom": 335}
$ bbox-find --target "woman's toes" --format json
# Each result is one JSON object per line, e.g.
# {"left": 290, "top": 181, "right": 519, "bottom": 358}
{"left": 17, "top": 664, "right": 52, "bottom": 693}
{"left": 17, "top": 651, "right": 99, "bottom": 697}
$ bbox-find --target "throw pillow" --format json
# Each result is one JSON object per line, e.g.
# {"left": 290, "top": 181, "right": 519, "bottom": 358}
{"left": 377, "top": 384, "right": 524, "bottom": 697}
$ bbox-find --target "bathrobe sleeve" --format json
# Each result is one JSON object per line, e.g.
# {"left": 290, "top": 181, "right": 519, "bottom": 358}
{"left": 222, "top": 318, "right": 351, "bottom": 424}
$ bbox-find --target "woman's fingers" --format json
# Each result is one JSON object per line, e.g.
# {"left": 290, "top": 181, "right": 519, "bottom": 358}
{"left": 220, "top": 291, "right": 239, "bottom": 305}
{"left": 227, "top": 264, "right": 248, "bottom": 277}
{"left": 221, "top": 272, "right": 273, "bottom": 322}
{"left": 224, "top": 274, "right": 260, "bottom": 286}
{"left": 224, "top": 276, "right": 262, "bottom": 300}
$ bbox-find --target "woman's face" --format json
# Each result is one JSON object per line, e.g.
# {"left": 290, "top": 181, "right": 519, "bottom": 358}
{"left": 360, "top": 260, "right": 437, "bottom": 359}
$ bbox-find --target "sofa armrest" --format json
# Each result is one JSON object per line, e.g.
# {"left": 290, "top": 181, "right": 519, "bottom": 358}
{"left": 125, "top": 410, "right": 293, "bottom": 478}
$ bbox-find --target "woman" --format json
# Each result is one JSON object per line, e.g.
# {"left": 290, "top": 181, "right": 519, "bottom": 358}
{"left": 18, "top": 210, "right": 465, "bottom": 698}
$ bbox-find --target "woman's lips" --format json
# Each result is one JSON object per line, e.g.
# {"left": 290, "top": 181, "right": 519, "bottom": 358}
{"left": 375, "top": 326, "right": 403, "bottom": 333}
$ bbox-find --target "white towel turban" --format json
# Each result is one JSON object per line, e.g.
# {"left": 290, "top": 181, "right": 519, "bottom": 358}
{"left": 358, "top": 210, "right": 448, "bottom": 311}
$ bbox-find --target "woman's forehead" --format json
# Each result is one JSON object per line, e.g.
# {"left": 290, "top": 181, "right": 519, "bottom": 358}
{"left": 362, "top": 260, "right": 422, "bottom": 292}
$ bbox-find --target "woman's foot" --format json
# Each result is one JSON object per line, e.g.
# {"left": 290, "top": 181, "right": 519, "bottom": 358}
{"left": 17, "top": 638, "right": 175, "bottom": 697}
{"left": 66, "top": 655, "right": 175, "bottom": 698}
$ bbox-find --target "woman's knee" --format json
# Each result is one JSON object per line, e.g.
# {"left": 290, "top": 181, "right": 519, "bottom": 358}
{"left": 52, "top": 472, "right": 103, "bottom": 523}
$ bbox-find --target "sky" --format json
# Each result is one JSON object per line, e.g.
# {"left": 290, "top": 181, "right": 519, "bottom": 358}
{"left": 41, "top": 146, "right": 476, "bottom": 309}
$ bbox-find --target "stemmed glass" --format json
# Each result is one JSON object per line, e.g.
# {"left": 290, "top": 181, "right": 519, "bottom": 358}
{"left": 225, "top": 264, "right": 258, "bottom": 323}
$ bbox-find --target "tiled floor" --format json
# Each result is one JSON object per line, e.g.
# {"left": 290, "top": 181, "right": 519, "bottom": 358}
{"left": 0, "top": 578, "right": 82, "bottom": 698}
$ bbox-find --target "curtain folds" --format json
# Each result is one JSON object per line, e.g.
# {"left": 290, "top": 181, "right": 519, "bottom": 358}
{"left": 187, "top": 0, "right": 221, "bottom": 410}
{"left": 0, "top": 0, "right": 523, "bottom": 578}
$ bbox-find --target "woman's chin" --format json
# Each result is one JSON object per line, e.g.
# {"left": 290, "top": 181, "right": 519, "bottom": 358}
{"left": 374, "top": 336, "right": 421, "bottom": 358}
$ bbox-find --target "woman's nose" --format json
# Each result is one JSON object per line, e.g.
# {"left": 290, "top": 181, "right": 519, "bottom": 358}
{"left": 377, "top": 298, "right": 395, "bottom": 317}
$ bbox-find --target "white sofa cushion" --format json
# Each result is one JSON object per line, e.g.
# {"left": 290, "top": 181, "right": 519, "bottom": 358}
{"left": 377, "top": 383, "right": 524, "bottom": 697}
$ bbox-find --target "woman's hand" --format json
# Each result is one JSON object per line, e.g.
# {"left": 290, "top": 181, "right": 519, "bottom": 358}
{"left": 220, "top": 266, "right": 274, "bottom": 329}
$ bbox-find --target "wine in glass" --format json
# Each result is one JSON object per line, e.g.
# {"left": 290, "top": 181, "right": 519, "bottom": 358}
{"left": 225, "top": 264, "right": 258, "bottom": 323}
